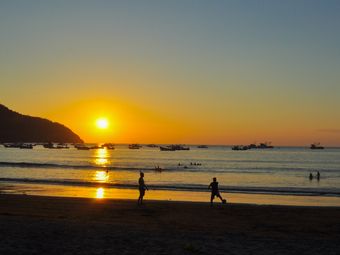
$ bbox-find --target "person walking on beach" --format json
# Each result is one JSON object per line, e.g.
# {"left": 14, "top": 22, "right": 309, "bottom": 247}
{"left": 309, "top": 173, "right": 313, "bottom": 180}
{"left": 138, "top": 172, "right": 148, "bottom": 205}
{"left": 208, "top": 177, "right": 226, "bottom": 206}
{"left": 316, "top": 171, "right": 320, "bottom": 181}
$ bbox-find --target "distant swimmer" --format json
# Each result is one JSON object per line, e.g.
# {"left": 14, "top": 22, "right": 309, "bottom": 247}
{"left": 208, "top": 177, "right": 226, "bottom": 206}
{"left": 309, "top": 173, "right": 313, "bottom": 180}
{"left": 137, "top": 172, "right": 148, "bottom": 205}
{"left": 316, "top": 171, "right": 320, "bottom": 181}
{"left": 154, "top": 165, "right": 162, "bottom": 172}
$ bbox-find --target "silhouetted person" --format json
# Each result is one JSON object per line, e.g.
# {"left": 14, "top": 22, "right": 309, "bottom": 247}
{"left": 309, "top": 173, "right": 313, "bottom": 180}
{"left": 316, "top": 171, "right": 320, "bottom": 181}
{"left": 208, "top": 177, "right": 225, "bottom": 206}
{"left": 138, "top": 172, "right": 148, "bottom": 205}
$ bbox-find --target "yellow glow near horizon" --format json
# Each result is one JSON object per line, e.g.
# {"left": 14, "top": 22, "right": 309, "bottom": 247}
{"left": 96, "top": 118, "right": 109, "bottom": 129}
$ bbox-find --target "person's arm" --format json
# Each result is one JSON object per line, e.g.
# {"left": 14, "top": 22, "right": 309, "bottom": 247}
{"left": 208, "top": 183, "right": 211, "bottom": 189}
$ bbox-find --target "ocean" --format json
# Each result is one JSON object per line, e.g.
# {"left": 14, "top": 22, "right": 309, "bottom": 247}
{"left": 1, "top": 144, "right": 340, "bottom": 206}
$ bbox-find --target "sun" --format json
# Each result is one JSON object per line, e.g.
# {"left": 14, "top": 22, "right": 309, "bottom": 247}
{"left": 96, "top": 118, "right": 109, "bottom": 129}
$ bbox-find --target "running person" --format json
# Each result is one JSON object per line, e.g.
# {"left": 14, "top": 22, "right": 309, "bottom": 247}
{"left": 208, "top": 177, "right": 225, "bottom": 206}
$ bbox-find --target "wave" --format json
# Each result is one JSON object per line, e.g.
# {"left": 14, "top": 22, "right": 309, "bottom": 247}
{"left": 1, "top": 177, "right": 340, "bottom": 197}
{"left": 0, "top": 161, "right": 151, "bottom": 172}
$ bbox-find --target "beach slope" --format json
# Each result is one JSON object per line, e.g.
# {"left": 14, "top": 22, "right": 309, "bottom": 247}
{"left": 0, "top": 194, "right": 339, "bottom": 254}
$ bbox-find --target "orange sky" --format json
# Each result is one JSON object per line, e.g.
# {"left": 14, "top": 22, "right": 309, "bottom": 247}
{"left": 3, "top": 96, "right": 335, "bottom": 146}
{"left": 1, "top": 1, "right": 340, "bottom": 146}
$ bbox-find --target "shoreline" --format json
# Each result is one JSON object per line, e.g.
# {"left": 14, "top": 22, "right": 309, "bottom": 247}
{"left": 2, "top": 182, "right": 340, "bottom": 207}
{"left": 1, "top": 194, "right": 340, "bottom": 254}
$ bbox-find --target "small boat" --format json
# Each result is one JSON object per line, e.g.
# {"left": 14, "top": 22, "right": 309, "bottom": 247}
{"left": 232, "top": 145, "right": 249, "bottom": 151}
{"left": 172, "top": 145, "right": 190, "bottom": 150}
{"left": 74, "top": 144, "right": 91, "bottom": 150}
{"left": 3, "top": 143, "right": 21, "bottom": 148}
{"left": 43, "top": 142, "right": 55, "bottom": 149}
{"left": 248, "top": 143, "right": 257, "bottom": 149}
{"left": 257, "top": 142, "right": 274, "bottom": 149}
{"left": 160, "top": 145, "right": 190, "bottom": 151}
{"left": 197, "top": 145, "right": 208, "bottom": 149}
{"left": 56, "top": 143, "right": 69, "bottom": 149}
{"left": 20, "top": 143, "right": 33, "bottom": 149}
{"left": 129, "top": 144, "right": 142, "bottom": 149}
{"left": 146, "top": 144, "right": 158, "bottom": 148}
{"left": 90, "top": 145, "right": 102, "bottom": 149}
{"left": 102, "top": 143, "right": 115, "bottom": 150}
{"left": 77, "top": 146, "right": 90, "bottom": 150}
{"left": 310, "top": 143, "right": 324, "bottom": 150}
{"left": 160, "top": 146, "right": 175, "bottom": 151}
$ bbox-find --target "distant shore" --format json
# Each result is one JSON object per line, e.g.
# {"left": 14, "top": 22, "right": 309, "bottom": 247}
{"left": 0, "top": 194, "right": 339, "bottom": 254}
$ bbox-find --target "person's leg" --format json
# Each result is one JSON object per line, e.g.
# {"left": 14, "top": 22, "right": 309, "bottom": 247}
{"left": 210, "top": 193, "right": 215, "bottom": 206}
{"left": 140, "top": 190, "right": 145, "bottom": 204}
{"left": 217, "top": 193, "right": 223, "bottom": 202}
{"left": 138, "top": 189, "right": 143, "bottom": 204}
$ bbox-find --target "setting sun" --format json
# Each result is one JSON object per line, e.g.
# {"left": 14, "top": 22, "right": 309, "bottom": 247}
{"left": 96, "top": 118, "right": 109, "bottom": 129}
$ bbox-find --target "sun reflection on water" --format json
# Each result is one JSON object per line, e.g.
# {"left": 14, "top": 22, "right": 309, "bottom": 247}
{"left": 96, "top": 188, "right": 105, "bottom": 199}
{"left": 94, "top": 147, "right": 110, "bottom": 166}
{"left": 94, "top": 171, "right": 109, "bottom": 182}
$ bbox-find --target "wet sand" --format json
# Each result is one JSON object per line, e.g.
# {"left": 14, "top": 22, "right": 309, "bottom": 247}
{"left": 0, "top": 194, "right": 339, "bottom": 254}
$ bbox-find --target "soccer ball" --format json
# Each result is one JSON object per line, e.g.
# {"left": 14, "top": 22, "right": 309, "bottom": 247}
{"left": 222, "top": 199, "right": 227, "bottom": 204}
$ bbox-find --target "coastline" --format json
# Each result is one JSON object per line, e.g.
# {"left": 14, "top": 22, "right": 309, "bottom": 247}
{"left": 2, "top": 182, "right": 340, "bottom": 207}
{"left": 0, "top": 194, "right": 339, "bottom": 254}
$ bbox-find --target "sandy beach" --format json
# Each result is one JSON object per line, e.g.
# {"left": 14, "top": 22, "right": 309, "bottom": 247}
{"left": 0, "top": 194, "right": 339, "bottom": 254}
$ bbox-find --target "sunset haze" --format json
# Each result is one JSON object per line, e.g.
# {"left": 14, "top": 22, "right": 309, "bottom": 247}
{"left": 1, "top": 1, "right": 340, "bottom": 145}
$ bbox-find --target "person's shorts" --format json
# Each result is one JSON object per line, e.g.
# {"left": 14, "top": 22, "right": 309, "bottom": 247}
{"left": 139, "top": 188, "right": 145, "bottom": 196}
{"left": 211, "top": 191, "right": 220, "bottom": 197}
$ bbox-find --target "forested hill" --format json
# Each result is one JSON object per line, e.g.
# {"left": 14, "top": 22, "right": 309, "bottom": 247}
{"left": 0, "top": 104, "right": 83, "bottom": 143}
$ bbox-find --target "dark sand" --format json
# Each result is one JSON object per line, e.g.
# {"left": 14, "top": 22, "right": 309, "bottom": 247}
{"left": 0, "top": 194, "right": 339, "bottom": 255}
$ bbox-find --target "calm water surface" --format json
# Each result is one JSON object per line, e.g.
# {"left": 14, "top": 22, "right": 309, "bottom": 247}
{"left": 1, "top": 145, "right": 339, "bottom": 200}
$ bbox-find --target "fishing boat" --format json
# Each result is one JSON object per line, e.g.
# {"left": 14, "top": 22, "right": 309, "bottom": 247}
{"left": 102, "top": 143, "right": 115, "bottom": 150}
{"left": 129, "top": 144, "right": 142, "bottom": 149}
{"left": 310, "top": 143, "right": 324, "bottom": 149}
{"left": 146, "top": 144, "right": 158, "bottom": 148}
{"left": 257, "top": 142, "right": 274, "bottom": 149}
{"left": 160, "top": 145, "right": 190, "bottom": 151}
{"left": 77, "top": 146, "right": 90, "bottom": 150}
{"left": 43, "top": 142, "right": 55, "bottom": 149}
{"left": 74, "top": 144, "right": 91, "bottom": 150}
{"left": 19, "top": 143, "right": 33, "bottom": 149}
{"left": 56, "top": 143, "right": 69, "bottom": 149}
{"left": 160, "top": 146, "right": 175, "bottom": 151}
{"left": 248, "top": 143, "right": 257, "bottom": 149}
{"left": 231, "top": 145, "right": 249, "bottom": 151}
{"left": 3, "top": 143, "right": 21, "bottom": 148}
